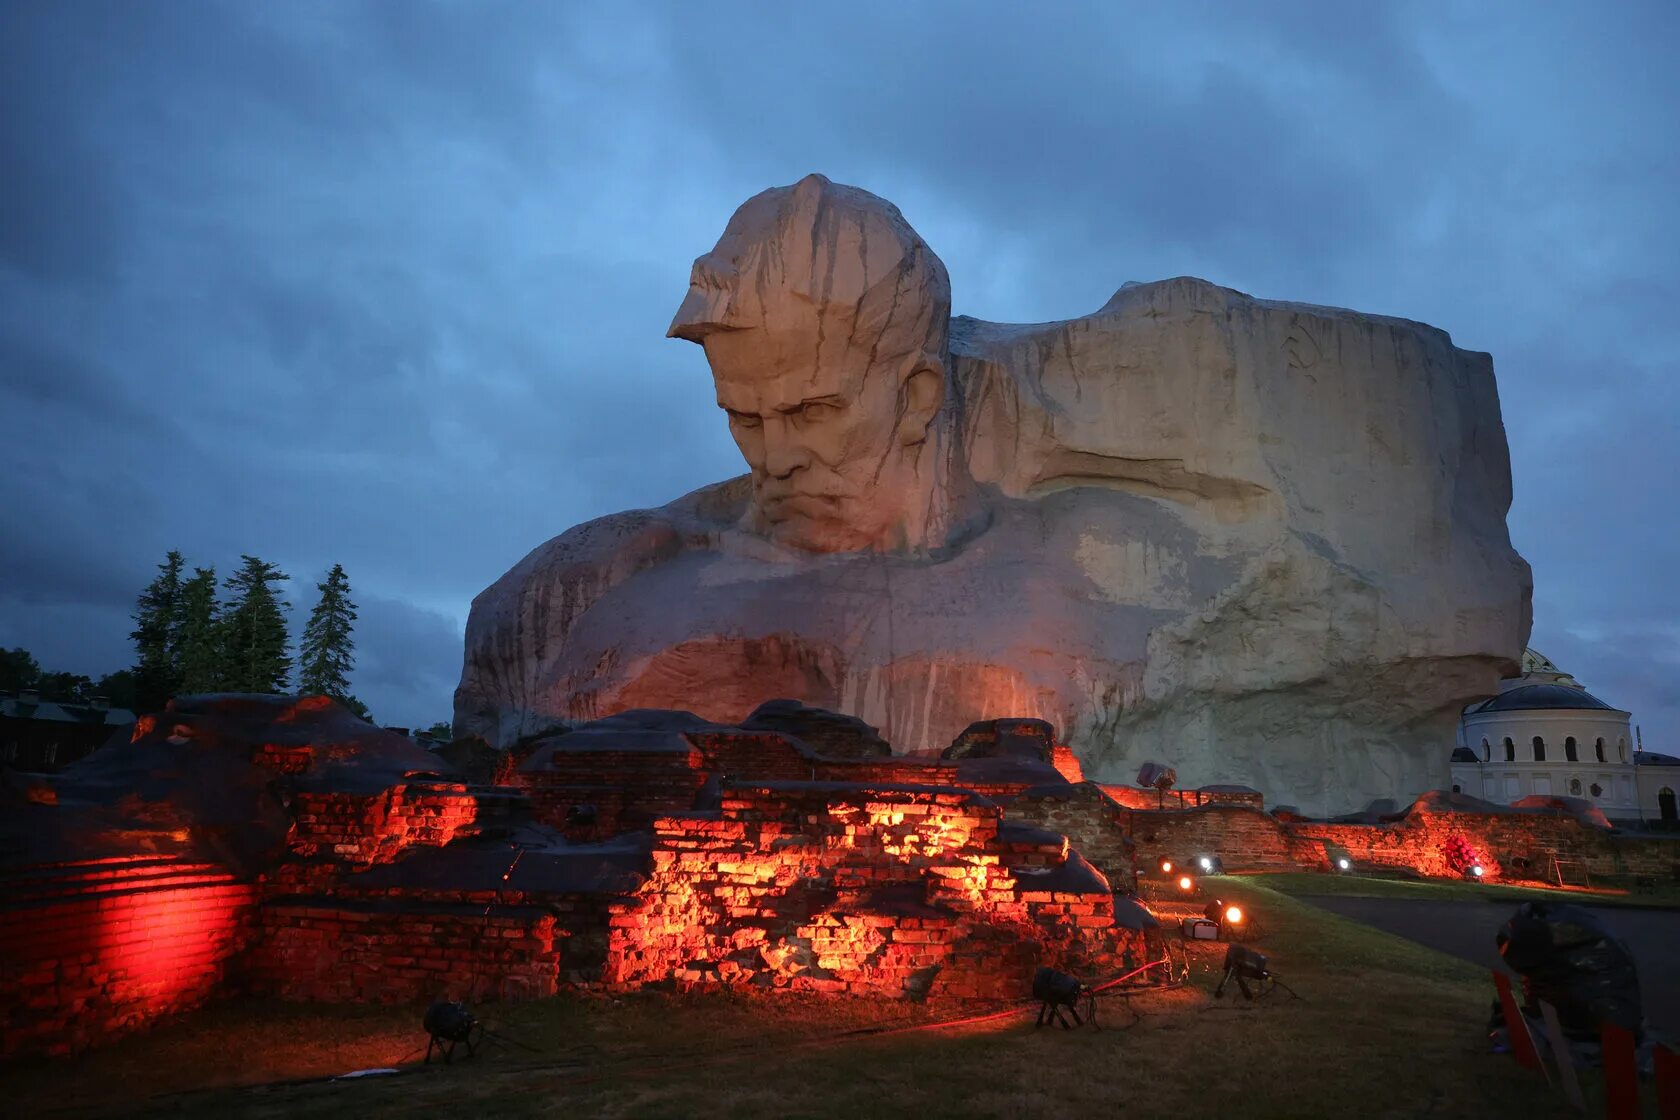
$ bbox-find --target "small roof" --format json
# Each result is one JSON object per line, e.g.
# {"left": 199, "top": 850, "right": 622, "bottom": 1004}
{"left": 0, "top": 695, "right": 135, "bottom": 725}
{"left": 1636, "top": 751, "right": 1680, "bottom": 767}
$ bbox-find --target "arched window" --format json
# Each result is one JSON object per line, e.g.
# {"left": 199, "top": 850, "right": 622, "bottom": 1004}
{"left": 1618, "top": 739, "right": 1628, "bottom": 762}
{"left": 1451, "top": 783, "right": 1462, "bottom": 794}
{"left": 1569, "top": 778, "right": 1583, "bottom": 796}
{"left": 1532, "top": 736, "right": 1546, "bottom": 762}
{"left": 1481, "top": 738, "right": 1491, "bottom": 762}
{"left": 1660, "top": 787, "right": 1677, "bottom": 822}
{"left": 1504, "top": 737, "right": 1515, "bottom": 762}
{"left": 1595, "top": 737, "right": 1606, "bottom": 762}
{"left": 1564, "top": 736, "right": 1578, "bottom": 762}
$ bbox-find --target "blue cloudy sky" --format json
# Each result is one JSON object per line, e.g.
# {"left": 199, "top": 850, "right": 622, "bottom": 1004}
{"left": 2, "top": 1, "right": 1675, "bottom": 742}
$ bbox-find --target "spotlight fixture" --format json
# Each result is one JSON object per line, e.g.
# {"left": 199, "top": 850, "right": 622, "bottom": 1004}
{"left": 1160, "top": 859, "right": 1174, "bottom": 874}
{"left": 1203, "top": 898, "right": 1246, "bottom": 937}
{"left": 1337, "top": 858, "right": 1351, "bottom": 871}
{"left": 1177, "top": 874, "right": 1195, "bottom": 893}
{"left": 1470, "top": 865, "right": 1485, "bottom": 878}
{"left": 1032, "top": 966, "right": 1091, "bottom": 1029}
{"left": 422, "top": 1000, "right": 480, "bottom": 1064}
{"left": 1214, "top": 945, "right": 1271, "bottom": 1000}
{"left": 1197, "top": 855, "right": 1224, "bottom": 874}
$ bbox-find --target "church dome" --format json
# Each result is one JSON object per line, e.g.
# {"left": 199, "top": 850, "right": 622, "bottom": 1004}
{"left": 1471, "top": 683, "right": 1619, "bottom": 713}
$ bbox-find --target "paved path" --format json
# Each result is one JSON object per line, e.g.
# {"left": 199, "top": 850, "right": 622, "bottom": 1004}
{"left": 1296, "top": 895, "right": 1680, "bottom": 1034}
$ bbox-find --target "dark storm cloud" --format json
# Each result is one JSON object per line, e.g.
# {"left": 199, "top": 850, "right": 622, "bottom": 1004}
{"left": 1, "top": 0, "right": 1675, "bottom": 746}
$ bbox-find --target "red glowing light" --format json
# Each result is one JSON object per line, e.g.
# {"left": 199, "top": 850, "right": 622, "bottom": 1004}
{"left": 1177, "top": 875, "right": 1194, "bottom": 891}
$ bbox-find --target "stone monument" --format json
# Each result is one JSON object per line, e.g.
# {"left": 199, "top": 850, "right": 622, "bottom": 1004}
{"left": 456, "top": 174, "right": 1531, "bottom": 814}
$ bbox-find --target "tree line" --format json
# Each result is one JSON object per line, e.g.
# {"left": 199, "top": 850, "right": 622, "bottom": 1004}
{"left": 0, "top": 648, "right": 134, "bottom": 710}
{"left": 125, "top": 551, "right": 367, "bottom": 717}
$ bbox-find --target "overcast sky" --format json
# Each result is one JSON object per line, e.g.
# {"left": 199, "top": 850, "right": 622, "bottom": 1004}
{"left": 2, "top": 1, "right": 1675, "bottom": 745}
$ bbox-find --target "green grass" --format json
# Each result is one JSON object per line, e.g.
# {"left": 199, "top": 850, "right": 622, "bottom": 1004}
{"left": 1, "top": 881, "right": 1597, "bottom": 1119}
{"left": 1257, "top": 870, "right": 1680, "bottom": 908}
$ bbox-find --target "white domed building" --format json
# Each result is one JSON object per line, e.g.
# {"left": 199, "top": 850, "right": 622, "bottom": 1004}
{"left": 1450, "top": 649, "right": 1641, "bottom": 821}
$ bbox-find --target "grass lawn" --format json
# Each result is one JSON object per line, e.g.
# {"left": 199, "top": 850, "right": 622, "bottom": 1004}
{"left": 2, "top": 880, "right": 1595, "bottom": 1119}
{"left": 1256, "top": 870, "right": 1680, "bottom": 909}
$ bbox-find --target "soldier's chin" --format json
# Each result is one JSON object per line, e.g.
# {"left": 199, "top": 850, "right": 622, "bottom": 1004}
{"left": 761, "top": 504, "right": 876, "bottom": 553}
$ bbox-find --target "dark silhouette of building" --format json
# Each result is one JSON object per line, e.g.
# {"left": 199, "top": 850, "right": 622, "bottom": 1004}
{"left": 1, "top": 690, "right": 134, "bottom": 772}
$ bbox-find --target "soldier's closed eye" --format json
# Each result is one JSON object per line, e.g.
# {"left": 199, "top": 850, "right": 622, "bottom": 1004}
{"left": 724, "top": 409, "right": 763, "bottom": 429}
{"left": 791, "top": 400, "right": 841, "bottom": 423}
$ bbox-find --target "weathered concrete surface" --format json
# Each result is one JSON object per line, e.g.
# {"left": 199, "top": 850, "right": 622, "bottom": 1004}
{"left": 456, "top": 175, "right": 1530, "bottom": 815}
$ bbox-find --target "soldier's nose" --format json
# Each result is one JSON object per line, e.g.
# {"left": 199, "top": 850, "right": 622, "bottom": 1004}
{"left": 762, "top": 419, "right": 808, "bottom": 479}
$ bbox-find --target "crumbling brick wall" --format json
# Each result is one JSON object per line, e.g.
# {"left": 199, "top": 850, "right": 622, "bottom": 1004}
{"left": 244, "top": 898, "right": 559, "bottom": 1003}
{"left": 287, "top": 782, "right": 480, "bottom": 865}
{"left": 1007, "top": 783, "right": 1136, "bottom": 887}
{"left": 1126, "top": 805, "right": 1306, "bottom": 874}
{"left": 517, "top": 746, "right": 708, "bottom": 836}
{"left": 603, "top": 781, "right": 1147, "bottom": 1001}
{"left": 1294, "top": 811, "right": 1680, "bottom": 883}
{"left": 0, "top": 856, "right": 256, "bottom": 1059}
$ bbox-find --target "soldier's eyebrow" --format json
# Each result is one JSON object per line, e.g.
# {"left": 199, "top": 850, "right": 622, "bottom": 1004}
{"left": 775, "top": 394, "right": 845, "bottom": 414}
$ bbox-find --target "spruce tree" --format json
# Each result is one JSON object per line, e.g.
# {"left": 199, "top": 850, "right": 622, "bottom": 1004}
{"left": 298, "top": 563, "right": 359, "bottom": 706}
{"left": 130, "top": 550, "right": 185, "bottom": 710}
{"left": 220, "top": 556, "right": 292, "bottom": 692}
{"left": 176, "top": 566, "right": 224, "bottom": 693}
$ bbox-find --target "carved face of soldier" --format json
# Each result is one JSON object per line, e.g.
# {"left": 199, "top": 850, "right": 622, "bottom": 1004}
{"left": 669, "top": 175, "right": 956, "bottom": 553}
{"left": 706, "top": 327, "right": 944, "bottom": 554}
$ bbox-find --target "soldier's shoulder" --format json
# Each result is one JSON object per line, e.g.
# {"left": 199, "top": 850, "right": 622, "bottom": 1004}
{"left": 473, "top": 475, "right": 751, "bottom": 606}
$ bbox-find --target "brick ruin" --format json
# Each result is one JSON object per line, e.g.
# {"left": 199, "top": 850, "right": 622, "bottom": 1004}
{"left": 3, "top": 694, "right": 1676, "bottom": 1060}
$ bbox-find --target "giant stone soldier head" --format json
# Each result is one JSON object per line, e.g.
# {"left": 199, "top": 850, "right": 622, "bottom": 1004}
{"left": 668, "top": 174, "right": 965, "bottom": 554}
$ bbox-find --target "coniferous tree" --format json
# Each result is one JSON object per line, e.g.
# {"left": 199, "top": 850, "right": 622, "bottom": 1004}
{"left": 298, "top": 563, "right": 361, "bottom": 710}
{"left": 220, "top": 556, "right": 292, "bottom": 693}
{"left": 130, "top": 550, "right": 185, "bottom": 710}
{"left": 176, "top": 566, "right": 224, "bottom": 693}
{"left": 0, "top": 647, "right": 41, "bottom": 694}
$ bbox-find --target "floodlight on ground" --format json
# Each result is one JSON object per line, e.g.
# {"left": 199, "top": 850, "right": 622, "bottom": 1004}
{"left": 423, "top": 1000, "right": 479, "bottom": 1064}
{"left": 1471, "top": 864, "right": 1485, "bottom": 878}
{"left": 1032, "top": 966, "right": 1090, "bottom": 1029}
{"left": 1337, "top": 858, "right": 1351, "bottom": 871}
{"left": 1204, "top": 898, "right": 1246, "bottom": 936}
{"left": 1160, "top": 859, "right": 1174, "bottom": 874}
{"left": 1214, "top": 945, "right": 1299, "bottom": 1001}
{"left": 1197, "top": 855, "right": 1223, "bottom": 874}
{"left": 1177, "top": 874, "right": 1195, "bottom": 892}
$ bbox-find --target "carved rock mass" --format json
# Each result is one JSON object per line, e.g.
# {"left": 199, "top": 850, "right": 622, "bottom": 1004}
{"left": 456, "top": 174, "right": 1531, "bottom": 814}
